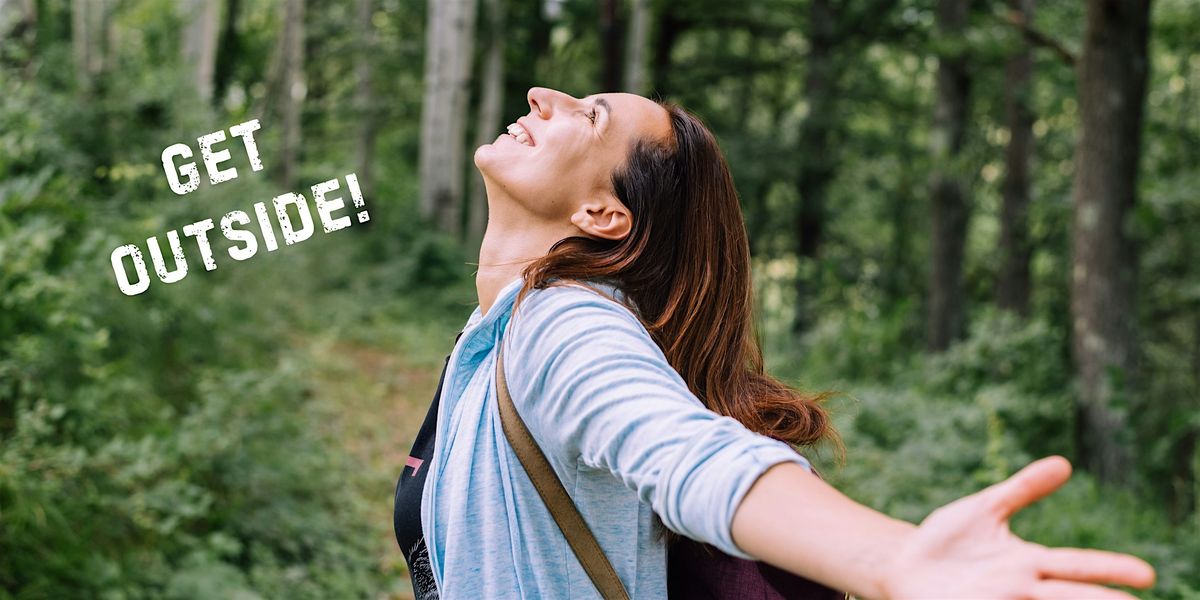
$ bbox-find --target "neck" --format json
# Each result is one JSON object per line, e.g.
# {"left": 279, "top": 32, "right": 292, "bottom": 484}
{"left": 476, "top": 184, "right": 575, "bottom": 316}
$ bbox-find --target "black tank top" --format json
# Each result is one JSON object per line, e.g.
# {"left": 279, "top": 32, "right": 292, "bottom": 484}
{"left": 393, "top": 338, "right": 457, "bottom": 600}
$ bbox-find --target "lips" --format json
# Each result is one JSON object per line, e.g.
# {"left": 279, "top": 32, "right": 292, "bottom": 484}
{"left": 505, "top": 120, "right": 535, "bottom": 146}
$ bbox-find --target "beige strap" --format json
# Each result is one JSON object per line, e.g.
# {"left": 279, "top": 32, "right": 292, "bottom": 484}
{"left": 495, "top": 340, "right": 631, "bottom": 600}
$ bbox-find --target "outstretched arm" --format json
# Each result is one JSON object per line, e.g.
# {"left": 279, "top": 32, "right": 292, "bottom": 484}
{"left": 504, "top": 286, "right": 1155, "bottom": 598}
{"left": 731, "top": 456, "right": 1156, "bottom": 600}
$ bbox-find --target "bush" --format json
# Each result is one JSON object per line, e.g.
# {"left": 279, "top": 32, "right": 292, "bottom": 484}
{"left": 0, "top": 55, "right": 386, "bottom": 598}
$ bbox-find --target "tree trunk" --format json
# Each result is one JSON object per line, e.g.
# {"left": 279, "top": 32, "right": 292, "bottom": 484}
{"left": 651, "top": 10, "right": 682, "bottom": 98}
{"left": 792, "top": 0, "right": 838, "bottom": 334}
{"left": 275, "top": 0, "right": 304, "bottom": 189}
{"left": 213, "top": 0, "right": 240, "bottom": 107}
{"left": 1070, "top": 0, "right": 1150, "bottom": 485}
{"left": 623, "top": 0, "right": 650, "bottom": 94}
{"left": 181, "top": 0, "right": 219, "bottom": 103}
{"left": 419, "top": 0, "right": 477, "bottom": 233}
{"left": 468, "top": 0, "right": 505, "bottom": 250}
{"left": 354, "top": 0, "right": 377, "bottom": 205}
{"left": 71, "top": 0, "right": 108, "bottom": 85}
{"left": 996, "top": 0, "right": 1035, "bottom": 316}
{"left": 599, "top": 0, "right": 621, "bottom": 91}
{"left": 926, "top": 0, "right": 972, "bottom": 352}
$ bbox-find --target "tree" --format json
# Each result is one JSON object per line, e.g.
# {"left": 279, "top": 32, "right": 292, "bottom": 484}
{"left": 623, "top": 0, "right": 650, "bottom": 94}
{"left": 213, "top": 0, "right": 240, "bottom": 107}
{"left": 926, "top": 0, "right": 972, "bottom": 352}
{"left": 274, "top": 0, "right": 304, "bottom": 188}
{"left": 468, "top": 0, "right": 506, "bottom": 249}
{"left": 1069, "top": 0, "right": 1151, "bottom": 485}
{"left": 599, "top": 0, "right": 621, "bottom": 91}
{"left": 354, "top": 0, "right": 378, "bottom": 203}
{"left": 650, "top": 8, "right": 683, "bottom": 98}
{"left": 792, "top": 0, "right": 838, "bottom": 333}
{"left": 419, "top": 0, "right": 478, "bottom": 233}
{"left": 181, "top": 0, "right": 219, "bottom": 102}
{"left": 71, "top": 0, "right": 109, "bottom": 86}
{"left": 785, "top": 0, "right": 904, "bottom": 332}
{"left": 995, "top": 0, "right": 1035, "bottom": 316}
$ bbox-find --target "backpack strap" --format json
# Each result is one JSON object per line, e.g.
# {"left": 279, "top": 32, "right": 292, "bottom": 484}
{"left": 494, "top": 339, "right": 631, "bottom": 600}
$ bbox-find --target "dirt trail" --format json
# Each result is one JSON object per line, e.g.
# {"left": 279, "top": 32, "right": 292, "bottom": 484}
{"left": 306, "top": 337, "right": 445, "bottom": 600}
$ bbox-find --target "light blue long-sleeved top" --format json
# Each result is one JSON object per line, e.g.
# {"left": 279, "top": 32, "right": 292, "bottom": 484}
{"left": 420, "top": 275, "right": 813, "bottom": 598}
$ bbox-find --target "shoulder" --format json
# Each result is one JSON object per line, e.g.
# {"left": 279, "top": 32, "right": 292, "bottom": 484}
{"left": 502, "top": 280, "right": 668, "bottom": 383}
{"left": 508, "top": 280, "right": 644, "bottom": 336}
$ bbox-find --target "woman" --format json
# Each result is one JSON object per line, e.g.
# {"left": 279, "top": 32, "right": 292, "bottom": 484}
{"left": 393, "top": 87, "right": 1155, "bottom": 599}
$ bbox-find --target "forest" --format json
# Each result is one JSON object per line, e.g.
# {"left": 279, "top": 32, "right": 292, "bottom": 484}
{"left": 0, "top": 0, "right": 1197, "bottom": 598}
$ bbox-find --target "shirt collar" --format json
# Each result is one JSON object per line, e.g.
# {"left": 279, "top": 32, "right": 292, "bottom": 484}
{"left": 463, "top": 275, "right": 525, "bottom": 330}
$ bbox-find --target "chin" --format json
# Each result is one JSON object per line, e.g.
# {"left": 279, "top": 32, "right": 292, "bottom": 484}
{"left": 473, "top": 143, "right": 493, "bottom": 169}
{"left": 476, "top": 142, "right": 516, "bottom": 170}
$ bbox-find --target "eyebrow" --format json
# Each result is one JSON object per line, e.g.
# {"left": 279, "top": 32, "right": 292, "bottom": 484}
{"left": 595, "top": 98, "right": 612, "bottom": 118}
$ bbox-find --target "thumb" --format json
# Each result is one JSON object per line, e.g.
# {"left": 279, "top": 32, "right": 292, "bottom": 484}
{"left": 979, "top": 456, "right": 1073, "bottom": 521}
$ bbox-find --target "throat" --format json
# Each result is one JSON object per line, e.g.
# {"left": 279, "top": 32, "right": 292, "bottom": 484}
{"left": 475, "top": 186, "right": 580, "bottom": 316}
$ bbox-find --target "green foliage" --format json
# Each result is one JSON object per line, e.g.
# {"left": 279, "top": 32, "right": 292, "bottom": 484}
{"left": 3, "top": 0, "right": 1199, "bottom": 596}
{"left": 923, "top": 309, "right": 1070, "bottom": 399}
{"left": 813, "top": 377, "right": 1199, "bottom": 598}
{"left": 792, "top": 299, "right": 920, "bottom": 383}
{"left": 792, "top": 302, "right": 1197, "bottom": 596}
{"left": 0, "top": 4, "right": 464, "bottom": 595}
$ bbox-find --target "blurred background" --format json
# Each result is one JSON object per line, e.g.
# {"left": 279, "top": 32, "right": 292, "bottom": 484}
{"left": 1, "top": 0, "right": 1197, "bottom": 598}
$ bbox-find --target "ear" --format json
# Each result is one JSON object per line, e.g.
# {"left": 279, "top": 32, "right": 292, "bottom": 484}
{"left": 570, "top": 195, "right": 632, "bottom": 241}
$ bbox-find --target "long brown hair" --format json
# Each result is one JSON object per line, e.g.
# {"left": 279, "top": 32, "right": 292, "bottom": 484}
{"left": 517, "top": 103, "right": 838, "bottom": 450}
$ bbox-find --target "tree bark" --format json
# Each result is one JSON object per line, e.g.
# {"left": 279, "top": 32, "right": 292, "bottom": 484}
{"left": 599, "top": 0, "right": 621, "bottom": 91}
{"left": 1070, "top": 0, "right": 1150, "bottom": 485}
{"left": 71, "top": 0, "right": 108, "bottom": 85}
{"left": 623, "top": 0, "right": 650, "bottom": 94}
{"left": 926, "top": 0, "right": 972, "bottom": 352}
{"left": 354, "top": 0, "right": 377, "bottom": 204}
{"left": 213, "top": 0, "right": 240, "bottom": 107}
{"left": 651, "top": 10, "right": 682, "bottom": 98}
{"left": 996, "top": 0, "right": 1035, "bottom": 316}
{"left": 792, "top": 0, "right": 838, "bottom": 334}
{"left": 468, "top": 0, "right": 505, "bottom": 250}
{"left": 181, "top": 0, "right": 220, "bottom": 103}
{"left": 419, "top": 0, "right": 477, "bottom": 233}
{"left": 276, "top": 0, "right": 304, "bottom": 189}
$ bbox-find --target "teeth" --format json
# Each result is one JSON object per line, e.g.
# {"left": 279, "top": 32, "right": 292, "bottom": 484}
{"left": 505, "top": 122, "right": 533, "bottom": 146}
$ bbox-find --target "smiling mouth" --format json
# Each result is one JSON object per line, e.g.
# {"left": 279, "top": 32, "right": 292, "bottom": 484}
{"left": 505, "top": 121, "right": 534, "bottom": 146}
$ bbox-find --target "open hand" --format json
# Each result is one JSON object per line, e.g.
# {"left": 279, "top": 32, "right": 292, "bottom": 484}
{"left": 877, "top": 456, "right": 1156, "bottom": 599}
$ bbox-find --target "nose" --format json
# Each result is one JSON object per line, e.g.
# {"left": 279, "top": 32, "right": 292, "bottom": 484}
{"left": 527, "top": 86, "right": 577, "bottom": 119}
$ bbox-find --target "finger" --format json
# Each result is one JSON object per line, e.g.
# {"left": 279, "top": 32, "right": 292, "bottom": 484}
{"left": 1039, "top": 547, "right": 1157, "bottom": 588}
{"left": 1030, "top": 580, "right": 1140, "bottom": 600}
{"left": 980, "top": 455, "right": 1072, "bottom": 519}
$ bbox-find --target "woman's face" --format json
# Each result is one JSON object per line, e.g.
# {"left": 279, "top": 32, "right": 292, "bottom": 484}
{"left": 474, "top": 87, "right": 671, "bottom": 234}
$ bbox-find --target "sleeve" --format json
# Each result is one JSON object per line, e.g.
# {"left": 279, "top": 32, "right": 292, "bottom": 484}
{"left": 502, "top": 284, "right": 812, "bottom": 560}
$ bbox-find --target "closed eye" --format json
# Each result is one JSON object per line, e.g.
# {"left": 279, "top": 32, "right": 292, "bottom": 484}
{"left": 587, "top": 107, "right": 598, "bottom": 125}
